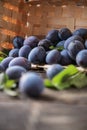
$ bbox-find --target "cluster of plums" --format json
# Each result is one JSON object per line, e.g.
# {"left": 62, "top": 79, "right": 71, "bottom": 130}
{"left": 0, "top": 27, "right": 87, "bottom": 97}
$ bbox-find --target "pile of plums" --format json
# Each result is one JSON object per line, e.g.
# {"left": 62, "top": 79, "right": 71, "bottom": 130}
{"left": 1, "top": 27, "right": 87, "bottom": 97}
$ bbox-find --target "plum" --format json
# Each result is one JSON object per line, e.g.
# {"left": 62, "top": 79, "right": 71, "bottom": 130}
{"left": 6, "top": 66, "right": 27, "bottom": 80}
{"left": 1, "top": 57, "right": 14, "bottom": 70}
{"left": 73, "top": 28, "right": 87, "bottom": 40}
{"left": 60, "top": 49, "right": 74, "bottom": 65}
{"left": 67, "top": 40, "right": 84, "bottom": 60}
{"left": 58, "top": 28, "right": 72, "bottom": 40}
{"left": 12, "top": 36, "right": 24, "bottom": 48}
{"left": 46, "top": 49, "right": 61, "bottom": 64}
{"left": 46, "top": 64, "right": 64, "bottom": 79}
{"left": 46, "top": 29, "right": 60, "bottom": 46}
{"left": 76, "top": 49, "right": 87, "bottom": 68}
{"left": 9, "top": 48, "right": 19, "bottom": 57}
{"left": 38, "top": 39, "right": 52, "bottom": 51}
{"left": 0, "top": 64, "right": 5, "bottom": 72}
{"left": 19, "top": 72, "right": 44, "bottom": 97}
{"left": 23, "top": 36, "right": 39, "bottom": 49}
{"left": 9, "top": 57, "right": 31, "bottom": 70}
{"left": 56, "top": 40, "right": 65, "bottom": 49}
{"left": 19, "top": 45, "right": 31, "bottom": 59}
{"left": 64, "top": 35, "right": 84, "bottom": 49}
{"left": 28, "top": 46, "right": 46, "bottom": 64}
{"left": 85, "top": 40, "right": 87, "bottom": 49}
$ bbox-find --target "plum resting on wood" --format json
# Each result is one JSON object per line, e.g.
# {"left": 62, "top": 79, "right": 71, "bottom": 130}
{"left": 46, "top": 64, "right": 64, "bottom": 79}
{"left": 19, "top": 72, "right": 44, "bottom": 97}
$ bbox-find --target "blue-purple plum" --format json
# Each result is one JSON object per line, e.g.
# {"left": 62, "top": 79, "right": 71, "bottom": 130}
{"left": 12, "top": 36, "right": 24, "bottom": 48}
{"left": 46, "top": 49, "right": 61, "bottom": 64}
{"left": 28, "top": 46, "right": 46, "bottom": 64}
{"left": 85, "top": 40, "right": 87, "bottom": 49}
{"left": 19, "top": 45, "right": 31, "bottom": 58}
{"left": 9, "top": 48, "right": 19, "bottom": 57}
{"left": 1, "top": 57, "right": 14, "bottom": 70}
{"left": 73, "top": 28, "right": 87, "bottom": 40}
{"left": 46, "top": 29, "right": 60, "bottom": 46}
{"left": 6, "top": 66, "right": 27, "bottom": 80}
{"left": 19, "top": 72, "right": 44, "bottom": 97}
{"left": 60, "top": 49, "right": 74, "bottom": 65}
{"left": 67, "top": 40, "right": 84, "bottom": 60}
{"left": 0, "top": 64, "right": 5, "bottom": 72}
{"left": 46, "top": 64, "right": 64, "bottom": 79}
{"left": 23, "top": 36, "right": 39, "bottom": 49}
{"left": 76, "top": 49, "right": 87, "bottom": 68}
{"left": 64, "top": 35, "right": 84, "bottom": 49}
{"left": 38, "top": 39, "right": 52, "bottom": 51}
{"left": 58, "top": 28, "right": 72, "bottom": 40}
{"left": 9, "top": 57, "right": 31, "bottom": 70}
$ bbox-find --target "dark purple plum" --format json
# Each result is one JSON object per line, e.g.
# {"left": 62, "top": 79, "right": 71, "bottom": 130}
{"left": 23, "top": 36, "right": 39, "bottom": 49}
{"left": 1, "top": 57, "right": 14, "bottom": 70}
{"left": 9, "top": 57, "right": 31, "bottom": 70}
{"left": 58, "top": 28, "right": 72, "bottom": 40}
{"left": 76, "top": 49, "right": 87, "bottom": 68}
{"left": 46, "top": 29, "right": 60, "bottom": 46}
{"left": 19, "top": 72, "right": 44, "bottom": 97}
{"left": 60, "top": 49, "right": 74, "bottom": 65}
{"left": 64, "top": 35, "right": 84, "bottom": 49}
{"left": 46, "top": 64, "right": 64, "bottom": 79}
{"left": 73, "top": 28, "right": 87, "bottom": 40}
{"left": 67, "top": 40, "right": 84, "bottom": 60}
{"left": 46, "top": 49, "right": 61, "bottom": 64}
{"left": 38, "top": 39, "right": 52, "bottom": 51}
{"left": 6, "top": 66, "right": 27, "bottom": 80}
{"left": 12, "top": 36, "right": 24, "bottom": 48}
{"left": 19, "top": 45, "right": 31, "bottom": 58}
{"left": 9, "top": 48, "right": 19, "bottom": 57}
{"left": 28, "top": 46, "right": 46, "bottom": 64}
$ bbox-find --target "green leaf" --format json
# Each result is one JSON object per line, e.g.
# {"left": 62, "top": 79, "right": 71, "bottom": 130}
{"left": 49, "top": 46, "right": 64, "bottom": 51}
{"left": 0, "top": 51, "right": 7, "bottom": 57}
{"left": 4, "top": 89, "right": 18, "bottom": 97}
{"left": 44, "top": 79, "right": 53, "bottom": 88}
{"left": 4, "top": 80, "right": 16, "bottom": 89}
{"left": 56, "top": 46, "right": 64, "bottom": 51}
{"left": 70, "top": 72, "right": 87, "bottom": 88}
{"left": 0, "top": 73, "right": 6, "bottom": 89}
{"left": 0, "top": 73, "right": 17, "bottom": 97}
{"left": 0, "top": 57, "right": 4, "bottom": 62}
{"left": 49, "top": 46, "right": 55, "bottom": 50}
{"left": 52, "top": 65, "right": 79, "bottom": 90}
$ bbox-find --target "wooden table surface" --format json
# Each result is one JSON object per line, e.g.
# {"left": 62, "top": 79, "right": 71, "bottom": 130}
{"left": 0, "top": 70, "right": 87, "bottom": 130}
